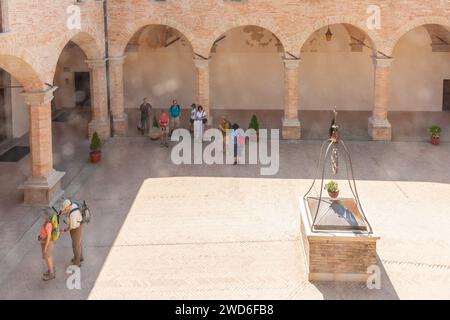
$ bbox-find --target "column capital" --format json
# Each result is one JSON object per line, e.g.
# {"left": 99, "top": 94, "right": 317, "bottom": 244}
{"left": 372, "top": 56, "right": 394, "bottom": 68}
{"left": 283, "top": 58, "right": 301, "bottom": 69}
{"left": 109, "top": 55, "right": 126, "bottom": 65}
{"left": 86, "top": 58, "right": 107, "bottom": 69}
{"left": 194, "top": 58, "right": 211, "bottom": 69}
{"left": 21, "top": 86, "right": 57, "bottom": 105}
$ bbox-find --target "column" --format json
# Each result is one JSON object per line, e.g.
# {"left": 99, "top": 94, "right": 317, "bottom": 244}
{"left": 109, "top": 56, "right": 128, "bottom": 136}
{"left": 86, "top": 58, "right": 110, "bottom": 140}
{"left": 369, "top": 56, "right": 393, "bottom": 141}
{"left": 282, "top": 58, "right": 301, "bottom": 140}
{"left": 194, "top": 58, "right": 211, "bottom": 124}
{"left": 20, "top": 88, "right": 65, "bottom": 206}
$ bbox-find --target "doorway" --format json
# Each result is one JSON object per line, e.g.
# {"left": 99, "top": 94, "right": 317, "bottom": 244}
{"left": 74, "top": 72, "right": 91, "bottom": 108}
{"left": 444, "top": 80, "right": 450, "bottom": 111}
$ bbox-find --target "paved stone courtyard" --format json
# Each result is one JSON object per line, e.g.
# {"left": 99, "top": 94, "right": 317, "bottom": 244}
{"left": 0, "top": 113, "right": 450, "bottom": 299}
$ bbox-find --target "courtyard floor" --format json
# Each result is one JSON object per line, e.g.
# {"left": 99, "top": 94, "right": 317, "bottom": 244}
{"left": 0, "top": 110, "right": 449, "bottom": 299}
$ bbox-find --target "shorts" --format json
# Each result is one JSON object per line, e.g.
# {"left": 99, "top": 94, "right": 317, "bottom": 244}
{"left": 41, "top": 241, "right": 54, "bottom": 260}
{"left": 190, "top": 118, "right": 195, "bottom": 124}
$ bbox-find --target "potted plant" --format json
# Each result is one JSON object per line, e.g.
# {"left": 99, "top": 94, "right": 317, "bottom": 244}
{"left": 428, "top": 125, "right": 441, "bottom": 145}
{"left": 324, "top": 180, "right": 339, "bottom": 199}
{"left": 248, "top": 114, "right": 259, "bottom": 142}
{"left": 89, "top": 131, "right": 102, "bottom": 163}
{"left": 150, "top": 114, "right": 161, "bottom": 141}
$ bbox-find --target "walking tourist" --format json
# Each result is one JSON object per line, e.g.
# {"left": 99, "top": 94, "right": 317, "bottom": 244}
{"left": 38, "top": 209, "right": 56, "bottom": 281}
{"left": 231, "top": 123, "right": 243, "bottom": 165}
{"left": 60, "top": 199, "right": 84, "bottom": 267}
{"left": 169, "top": 99, "right": 182, "bottom": 136}
{"left": 138, "top": 98, "right": 152, "bottom": 135}
{"left": 159, "top": 111, "right": 170, "bottom": 148}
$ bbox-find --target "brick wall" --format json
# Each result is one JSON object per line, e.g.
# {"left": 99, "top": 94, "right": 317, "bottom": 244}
{"left": 0, "top": 0, "right": 448, "bottom": 90}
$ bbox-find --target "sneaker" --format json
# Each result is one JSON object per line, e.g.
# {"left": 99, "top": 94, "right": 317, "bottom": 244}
{"left": 71, "top": 258, "right": 84, "bottom": 264}
{"left": 43, "top": 272, "right": 55, "bottom": 281}
{"left": 43, "top": 268, "right": 56, "bottom": 277}
{"left": 165, "top": 143, "right": 169, "bottom": 148}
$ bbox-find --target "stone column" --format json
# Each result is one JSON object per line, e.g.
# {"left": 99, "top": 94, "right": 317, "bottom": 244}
{"left": 194, "top": 58, "right": 211, "bottom": 123}
{"left": 109, "top": 56, "right": 128, "bottom": 136}
{"left": 86, "top": 58, "right": 110, "bottom": 140}
{"left": 282, "top": 58, "right": 301, "bottom": 140}
{"left": 20, "top": 88, "right": 65, "bottom": 206}
{"left": 369, "top": 56, "right": 393, "bottom": 141}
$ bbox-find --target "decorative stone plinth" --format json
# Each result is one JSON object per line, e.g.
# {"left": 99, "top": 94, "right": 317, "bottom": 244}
{"left": 20, "top": 170, "right": 65, "bottom": 207}
{"left": 113, "top": 114, "right": 128, "bottom": 137}
{"left": 299, "top": 197, "right": 379, "bottom": 282}
{"left": 88, "top": 119, "right": 111, "bottom": 140}
{"left": 368, "top": 117, "right": 392, "bottom": 141}
{"left": 282, "top": 118, "right": 301, "bottom": 140}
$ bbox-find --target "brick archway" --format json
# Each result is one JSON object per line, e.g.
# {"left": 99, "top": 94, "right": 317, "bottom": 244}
{"left": 385, "top": 16, "right": 450, "bottom": 56}
{"left": 49, "top": 28, "right": 104, "bottom": 81}
{"left": 296, "top": 17, "right": 383, "bottom": 56}
{"left": 111, "top": 17, "right": 198, "bottom": 57}
{"left": 0, "top": 46, "right": 44, "bottom": 91}
{"left": 207, "top": 20, "right": 288, "bottom": 57}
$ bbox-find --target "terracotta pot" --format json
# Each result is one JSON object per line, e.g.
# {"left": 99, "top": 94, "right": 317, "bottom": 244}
{"left": 328, "top": 190, "right": 339, "bottom": 199}
{"left": 90, "top": 150, "right": 102, "bottom": 163}
{"left": 149, "top": 128, "right": 162, "bottom": 140}
{"left": 431, "top": 137, "right": 440, "bottom": 145}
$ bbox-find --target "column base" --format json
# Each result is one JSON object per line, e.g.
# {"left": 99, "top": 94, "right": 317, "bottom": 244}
{"left": 89, "top": 119, "right": 111, "bottom": 141}
{"left": 368, "top": 117, "right": 392, "bottom": 141}
{"left": 20, "top": 170, "right": 65, "bottom": 207}
{"left": 282, "top": 118, "right": 301, "bottom": 140}
{"left": 113, "top": 114, "right": 128, "bottom": 137}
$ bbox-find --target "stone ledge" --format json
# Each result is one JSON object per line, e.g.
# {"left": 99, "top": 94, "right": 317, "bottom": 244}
{"left": 19, "top": 170, "right": 65, "bottom": 207}
{"left": 368, "top": 117, "right": 392, "bottom": 141}
{"left": 282, "top": 118, "right": 301, "bottom": 140}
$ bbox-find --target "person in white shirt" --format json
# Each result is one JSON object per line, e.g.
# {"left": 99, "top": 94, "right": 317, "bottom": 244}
{"left": 60, "top": 199, "right": 84, "bottom": 266}
{"left": 195, "top": 105, "right": 207, "bottom": 140}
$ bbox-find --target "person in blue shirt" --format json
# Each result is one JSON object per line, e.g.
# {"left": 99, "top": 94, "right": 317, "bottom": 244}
{"left": 169, "top": 99, "right": 182, "bottom": 136}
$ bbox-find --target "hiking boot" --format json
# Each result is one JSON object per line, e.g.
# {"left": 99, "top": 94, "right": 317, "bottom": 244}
{"left": 43, "top": 272, "right": 55, "bottom": 281}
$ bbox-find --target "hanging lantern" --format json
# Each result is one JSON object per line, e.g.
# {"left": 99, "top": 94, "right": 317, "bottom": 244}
{"left": 325, "top": 26, "right": 333, "bottom": 41}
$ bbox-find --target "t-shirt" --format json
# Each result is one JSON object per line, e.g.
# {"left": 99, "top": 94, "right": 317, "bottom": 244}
{"left": 159, "top": 113, "right": 169, "bottom": 127}
{"left": 68, "top": 204, "right": 82, "bottom": 230}
{"left": 190, "top": 108, "right": 196, "bottom": 120}
{"left": 169, "top": 105, "right": 181, "bottom": 118}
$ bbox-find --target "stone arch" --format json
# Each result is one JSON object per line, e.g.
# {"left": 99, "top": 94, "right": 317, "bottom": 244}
{"left": 385, "top": 16, "right": 450, "bottom": 56}
{"left": 207, "top": 19, "right": 288, "bottom": 57}
{"left": 0, "top": 45, "right": 44, "bottom": 91}
{"left": 296, "top": 16, "right": 383, "bottom": 56}
{"left": 111, "top": 17, "right": 198, "bottom": 57}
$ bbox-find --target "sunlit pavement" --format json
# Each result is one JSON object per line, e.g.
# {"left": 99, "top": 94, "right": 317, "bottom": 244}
{"left": 0, "top": 134, "right": 450, "bottom": 299}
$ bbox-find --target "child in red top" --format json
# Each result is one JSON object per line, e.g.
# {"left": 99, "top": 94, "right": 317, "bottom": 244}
{"left": 159, "top": 112, "right": 170, "bottom": 148}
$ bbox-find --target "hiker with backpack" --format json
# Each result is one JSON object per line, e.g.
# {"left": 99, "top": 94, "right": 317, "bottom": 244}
{"left": 60, "top": 199, "right": 85, "bottom": 267}
{"left": 38, "top": 209, "right": 57, "bottom": 281}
